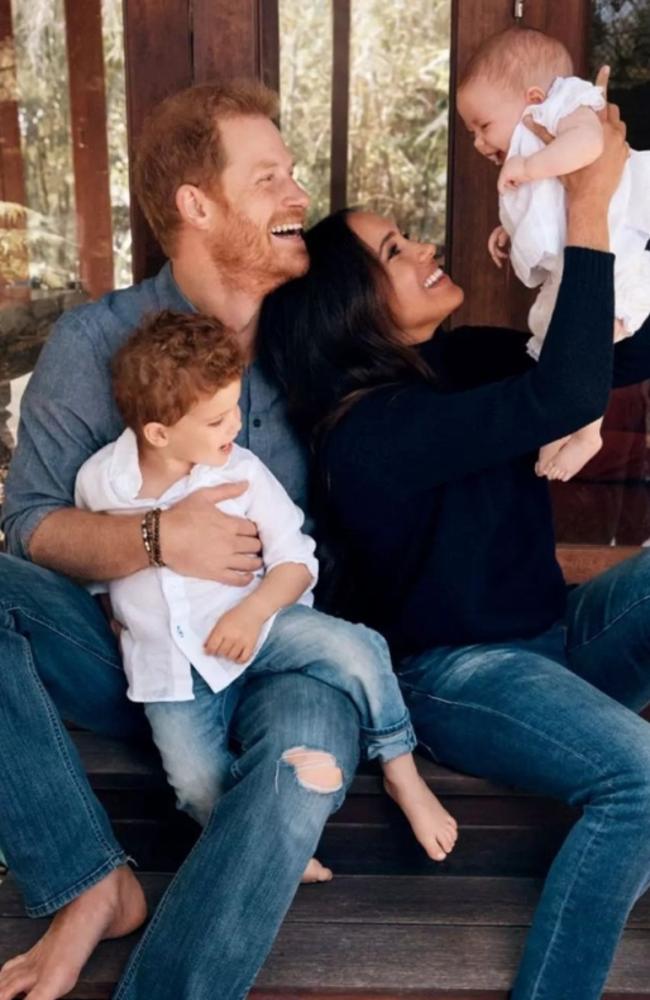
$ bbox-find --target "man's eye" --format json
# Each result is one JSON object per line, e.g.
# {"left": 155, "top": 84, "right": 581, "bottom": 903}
{"left": 257, "top": 174, "right": 274, "bottom": 184}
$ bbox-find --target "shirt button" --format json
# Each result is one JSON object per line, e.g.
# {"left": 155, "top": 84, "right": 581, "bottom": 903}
{"left": 252, "top": 418, "right": 262, "bottom": 428}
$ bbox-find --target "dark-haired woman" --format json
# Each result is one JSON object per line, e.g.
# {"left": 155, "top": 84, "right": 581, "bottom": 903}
{"left": 259, "top": 107, "right": 650, "bottom": 1000}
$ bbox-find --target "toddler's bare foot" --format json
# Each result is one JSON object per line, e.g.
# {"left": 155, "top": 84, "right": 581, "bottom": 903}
{"left": 0, "top": 865, "right": 146, "bottom": 1000}
{"left": 301, "top": 857, "right": 333, "bottom": 883}
{"left": 383, "top": 760, "right": 458, "bottom": 862}
{"left": 537, "top": 433, "right": 602, "bottom": 482}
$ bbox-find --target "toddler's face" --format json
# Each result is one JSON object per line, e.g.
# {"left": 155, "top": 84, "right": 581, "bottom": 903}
{"left": 166, "top": 379, "right": 243, "bottom": 468}
{"left": 457, "top": 79, "right": 528, "bottom": 165}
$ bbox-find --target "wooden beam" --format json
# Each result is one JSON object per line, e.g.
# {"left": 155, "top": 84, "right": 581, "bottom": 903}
{"left": 122, "top": 0, "right": 192, "bottom": 282}
{"left": 0, "top": 0, "right": 28, "bottom": 294}
{"left": 193, "top": 0, "right": 259, "bottom": 83}
{"left": 556, "top": 543, "right": 641, "bottom": 585}
{"left": 63, "top": 0, "right": 114, "bottom": 299}
{"left": 330, "top": 0, "right": 350, "bottom": 212}
{"left": 447, "top": 0, "right": 591, "bottom": 330}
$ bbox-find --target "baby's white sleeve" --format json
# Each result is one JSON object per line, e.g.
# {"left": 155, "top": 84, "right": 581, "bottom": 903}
{"left": 73, "top": 452, "right": 111, "bottom": 595}
{"left": 529, "top": 76, "right": 605, "bottom": 136}
{"left": 244, "top": 457, "right": 318, "bottom": 594}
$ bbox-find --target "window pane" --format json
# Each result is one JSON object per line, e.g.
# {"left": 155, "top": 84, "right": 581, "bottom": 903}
{"left": 278, "top": 0, "right": 333, "bottom": 225}
{"left": 0, "top": 0, "right": 128, "bottom": 516}
{"left": 348, "top": 0, "right": 450, "bottom": 242}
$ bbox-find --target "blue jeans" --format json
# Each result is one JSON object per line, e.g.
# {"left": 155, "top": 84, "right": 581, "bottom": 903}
{"left": 0, "top": 553, "right": 361, "bottom": 999}
{"left": 398, "top": 550, "right": 650, "bottom": 1000}
{"left": 145, "top": 604, "right": 416, "bottom": 825}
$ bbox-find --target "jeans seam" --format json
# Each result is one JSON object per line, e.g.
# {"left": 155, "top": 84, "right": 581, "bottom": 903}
{"left": 402, "top": 688, "right": 601, "bottom": 770}
{"left": 568, "top": 592, "right": 650, "bottom": 654}
{"left": 22, "top": 634, "right": 122, "bottom": 864}
{"left": 526, "top": 802, "right": 613, "bottom": 1000}
{"left": 0, "top": 602, "right": 122, "bottom": 671}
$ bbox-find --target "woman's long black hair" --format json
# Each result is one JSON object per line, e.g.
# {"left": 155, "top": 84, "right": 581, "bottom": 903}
{"left": 258, "top": 209, "right": 435, "bottom": 446}
{"left": 258, "top": 209, "right": 436, "bottom": 615}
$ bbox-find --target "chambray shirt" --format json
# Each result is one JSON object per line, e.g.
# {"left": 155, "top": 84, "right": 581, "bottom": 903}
{"left": 2, "top": 263, "right": 310, "bottom": 560}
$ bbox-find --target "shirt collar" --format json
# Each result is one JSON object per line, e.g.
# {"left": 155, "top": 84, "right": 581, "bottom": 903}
{"left": 152, "top": 261, "right": 198, "bottom": 314}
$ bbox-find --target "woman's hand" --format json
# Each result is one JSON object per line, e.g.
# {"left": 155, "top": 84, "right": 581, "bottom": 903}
{"left": 524, "top": 66, "right": 627, "bottom": 251}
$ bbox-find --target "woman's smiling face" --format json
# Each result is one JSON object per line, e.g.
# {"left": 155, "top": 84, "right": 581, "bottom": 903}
{"left": 346, "top": 211, "right": 464, "bottom": 344}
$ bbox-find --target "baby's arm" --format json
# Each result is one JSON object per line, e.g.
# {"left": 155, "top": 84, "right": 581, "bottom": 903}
{"left": 204, "top": 562, "right": 313, "bottom": 663}
{"left": 498, "top": 107, "right": 604, "bottom": 192}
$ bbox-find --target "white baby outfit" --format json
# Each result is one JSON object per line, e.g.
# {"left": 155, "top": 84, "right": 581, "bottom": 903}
{"left": 75, "top": 429, "right": 318, "bottom": 702}
{"left": 499, "top": 75, "right": 650, "bottom": 360}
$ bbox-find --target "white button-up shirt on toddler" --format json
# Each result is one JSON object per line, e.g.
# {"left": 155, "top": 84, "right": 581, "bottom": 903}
{"left": 74, "top": 429, "right": 318, "bottom": 703}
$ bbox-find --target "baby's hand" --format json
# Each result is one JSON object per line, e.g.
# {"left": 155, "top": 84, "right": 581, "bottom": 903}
{"left": 487, "top": 225, "right": 510, "bottom": 268}
{"left": 204, "top": 604, "right": 265, "bottom": 664}
{"left": 497, "top": 155, "right": 531, "bottom": 193}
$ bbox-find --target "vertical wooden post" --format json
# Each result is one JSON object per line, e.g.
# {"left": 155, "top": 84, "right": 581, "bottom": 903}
{"left": 64, "top": 0, "right": 114, "bottom": 299}
{"left": 330, "top": 0, "right": 350, "bottom": 213}
{"left": 0, "top": 0, "right": 28, "bottom": 295}
{"left": 447, "top": 0, "right": 591, "bottom": 329}
{"left": 122, "top": 0, "right": 192, "bottom": 282}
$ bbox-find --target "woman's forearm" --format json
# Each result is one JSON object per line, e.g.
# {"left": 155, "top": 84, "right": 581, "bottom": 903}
{"left": 566, "top": 194, "right": 610, "bottom": 252}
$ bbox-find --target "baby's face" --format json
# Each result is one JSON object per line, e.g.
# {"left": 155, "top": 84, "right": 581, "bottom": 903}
{"left": 167, "top": 379, "right": 243, "bottom": 468}
{"left": 457, "top": 79, "right": 528, "bottom": 165}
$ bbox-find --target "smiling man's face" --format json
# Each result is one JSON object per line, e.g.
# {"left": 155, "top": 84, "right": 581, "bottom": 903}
{"left": 205, "top": 114, "right": 310, "bottom": 296}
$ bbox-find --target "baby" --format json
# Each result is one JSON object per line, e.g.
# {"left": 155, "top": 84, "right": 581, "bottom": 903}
{"left": 457, "top": 26, "right": 650, "bottom": 481}
{"left": 75, "top": 310, "right": 458, "bottom": 876}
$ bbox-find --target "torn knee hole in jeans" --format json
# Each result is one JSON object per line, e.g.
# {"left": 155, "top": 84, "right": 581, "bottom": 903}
{"left": 278, "top": 746, "right": 343, "bottom": 794}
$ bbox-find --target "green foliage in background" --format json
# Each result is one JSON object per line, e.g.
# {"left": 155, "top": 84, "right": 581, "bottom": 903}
{"left": 280, "top": 0, "right": 450, "bottom": 243}
{"left": 9, "top": 0, "right": 129, "bottom": 290}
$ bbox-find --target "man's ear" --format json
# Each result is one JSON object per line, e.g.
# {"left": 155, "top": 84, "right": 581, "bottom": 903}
{"left": 175, "top": 184, "right": 217, "bottom": 232}
{"left": 525, "top": 85, "right": 546, "bottom": 106}
{"left": 142, "top": 421, "right": 169, "bottom": 448}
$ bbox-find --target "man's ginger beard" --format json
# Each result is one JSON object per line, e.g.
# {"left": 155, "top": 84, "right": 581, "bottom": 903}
{"left": 208, "top": 198, "right": 308, "bottom": 298}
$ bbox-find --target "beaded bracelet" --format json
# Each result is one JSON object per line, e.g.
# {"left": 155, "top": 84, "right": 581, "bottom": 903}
{"left": 141, "top": 507, "right": 165, "bottom": 567}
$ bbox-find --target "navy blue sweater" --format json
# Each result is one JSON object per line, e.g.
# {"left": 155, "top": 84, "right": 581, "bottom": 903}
{"left": 322, "top": 248, "right": 650, "bottom": 657}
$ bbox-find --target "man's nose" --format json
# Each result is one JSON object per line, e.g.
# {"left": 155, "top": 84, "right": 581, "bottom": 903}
{"left": 285, "top": 176, "right": 310, "bottom": 210}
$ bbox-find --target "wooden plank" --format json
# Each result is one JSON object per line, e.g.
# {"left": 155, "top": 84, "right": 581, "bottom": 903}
{"left": 556, "top": 543, "right": 640, "bottom": 585}
{"left": 0, "top": 912, "right": 648, "bottom": 996}
{"left": 330, "top": 0, "right": 351, "bottom": 212}
{"left": 63, "top": 0, "right": 114, "bottom": 299}
{"left": 192, "top": 0, "right": 259, "bottom": 83}
{"left": 0, "top": 0, "right": 28, "bottom": 293}
{"left": 447, "top": 0, "right": 591, "bottom": 331}
{"left": 3, "top": 873, "right": 648, "bottom": 927}
{"left": 122, "top": 0, "right": 192, "bottom": 282}
{"left": 259, "top": 0, "right": 280, "bottom": 94}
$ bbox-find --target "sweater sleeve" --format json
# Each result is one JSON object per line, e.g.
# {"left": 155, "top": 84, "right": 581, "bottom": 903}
{"left": 611, "top": 313, "right": 650, "bottom": 387}
{"left": 326, "top": 247, "right": 614, "bottom": 491}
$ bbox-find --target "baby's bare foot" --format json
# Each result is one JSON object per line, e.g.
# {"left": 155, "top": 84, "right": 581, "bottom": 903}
{"left": 0, "top": 865, "right": 146, "bottom": 1000}
{"left": 301, "top": 857, "right": 333, "bottom": 883}
{"left": 384, "top": 773, "right": 458, "bottom": 862}
{"left": 541, "top": 434, "right": 602, "bottom": 482}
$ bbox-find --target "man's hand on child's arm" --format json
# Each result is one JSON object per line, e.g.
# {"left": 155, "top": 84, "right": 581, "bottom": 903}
{"left": 31, "top": 482, "right": 262, "bottom": 584}
{"left": 204, "top": 562, "right": 314, "bottom": 664}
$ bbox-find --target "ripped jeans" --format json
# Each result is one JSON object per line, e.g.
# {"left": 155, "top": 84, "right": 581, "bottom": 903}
{"left": 0, "top": 553, "right": 362, "bottom": 1000}
{"left": 144, "top": 604, "right": 416, "bottom": 825}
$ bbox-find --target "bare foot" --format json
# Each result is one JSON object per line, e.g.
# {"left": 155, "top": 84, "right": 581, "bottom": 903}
{"left": 535, "top": 436, "right": 570, "bottom": 479}
{"left": 538, "top": 432, "right": 602, "bottom": 482}
{"left": 383, "top": 756, "right": 458, "bottom": 862}
{"left": 0, "top": 866, "right": 146, "bottom": 1000}
{"left": 301, "top": 857, "right": 333, "bottom": 883}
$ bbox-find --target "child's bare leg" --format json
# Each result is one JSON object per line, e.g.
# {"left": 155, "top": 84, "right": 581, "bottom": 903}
{"left": 383, "top": 753, "right": 458, "bottom": 862}
{"left": 537, "top": 419, "right": 603, "bottom": 482}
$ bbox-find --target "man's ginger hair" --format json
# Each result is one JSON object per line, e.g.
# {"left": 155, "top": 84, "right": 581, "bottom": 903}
{"left": 459, "top": 27, "right": 573, "bottom": 95}
{"left": 112, "top": 311, "right": 244, "bottom": 432}
{"left": 134, "top": 80, "right": 279, "bottom": 255}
